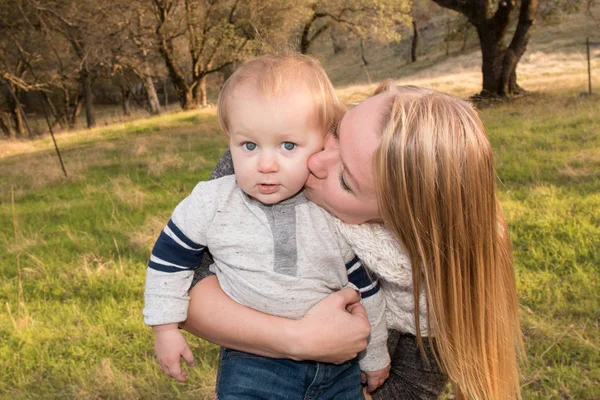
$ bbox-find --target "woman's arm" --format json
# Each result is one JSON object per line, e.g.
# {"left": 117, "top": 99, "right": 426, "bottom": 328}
{"left": 181, "top": 275, "right": 372, "bottom": 363}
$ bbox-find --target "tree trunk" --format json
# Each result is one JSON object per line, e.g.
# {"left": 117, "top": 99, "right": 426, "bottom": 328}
{"left": 158, "top": 42, "right": 191, "bottom": 109}
{"left": 7, "top": 88, "right": 25, "bottom": 138}
{"left": 180, "top": 86, "right": 197, "bottom": 110}
{"left": 476, "top": 26, "right": 504, "bottom": 96}
{"left": 299, "top": 14, "right": 328, "bottom": 55}
{"left": 300, "top": 19, "right": 313, "bottom": 54}
{"left": 0, "top": 112, "right": 15, "bottom": 139}
{"left": 71, "top": 93, "right": 83, "bottom": 128}
{"left": 12, "top": 105, "right": 25, "bottom": 138}
{"left": 62, "top": 86, "right": 73, "bottom": 129}
{"left": 82, "top": 68, "right": 96, "bottom": 128}
{"left": 499, "top": 0, "right": 537, "bottom": 96}
{"left": 433, "top": 0, "right": 537, "bottom": 98}
{"left": 144, "top": 75, "right": 161, "bottom": 115}
{"left": 194, "top": 75, "right": 208, "bottom": 107}
{"left": 411, "top": 20, "right": 419, "bottom": 63}
{"left": 163, "top": 76, "right": 169, "bottom": 110}
{"left": 122, "top": 87, "right": 132, "bottom": 116}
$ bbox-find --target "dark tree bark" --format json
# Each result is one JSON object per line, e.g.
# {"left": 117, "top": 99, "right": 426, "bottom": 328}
{"left": 157, "top": 37, "right": 198, "bottom": 109}
{"left": 81, "top": 67, "right": 96, "bottom": 128}
{"left": 432, "top": 0, "right": 538, "bottom": 98}
{"left": 163, "top": 76, "right": 169, "bottom": 109}
{"left": 70, "top": 91, "right": 83, "bottom": 128}
{"left": 411, "top": 19, "right": 419, "bottom": 63}
{"left": 121, "top": 87, "right": 132, "bottom": 116}
{"left": 0, "top": 112, "right": 15, "bottom": 139}
{"left": 300, "top": 12, "right": 329, "bottom": 54}
{"left": 7, "top": 89, "right": 25, "bottom": 137}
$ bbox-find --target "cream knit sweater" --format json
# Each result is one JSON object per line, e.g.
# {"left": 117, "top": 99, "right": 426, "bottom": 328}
{"left": 335, "top": 220, "right": 429, "bottom": 336}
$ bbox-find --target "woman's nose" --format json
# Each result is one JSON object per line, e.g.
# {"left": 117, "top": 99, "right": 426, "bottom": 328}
{"left": 307, "top": 145, "right": 337, "bottom": 179}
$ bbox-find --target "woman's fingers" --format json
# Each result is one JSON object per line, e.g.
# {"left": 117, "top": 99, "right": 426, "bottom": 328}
{"left": 334, "top": 287, "right": 362, "bottom": 307}
{"left": 296, "top": 288, "right": 371, "bottom": 363}
{"left": 346, "top": 300, "right": 368, "bottom": 318}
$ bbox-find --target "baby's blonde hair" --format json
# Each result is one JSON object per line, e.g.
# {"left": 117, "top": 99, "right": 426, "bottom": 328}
{"left": 218, "top": 53, "right": 342, "bottom": 136}
{"left": 373, "top": 82, "right": 523, "bottom": 399}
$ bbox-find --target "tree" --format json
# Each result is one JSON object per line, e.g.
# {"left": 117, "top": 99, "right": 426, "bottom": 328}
{"left": 150, "top": 0, "right": 253, "bottom": 109}
{"left": 409, "top": 0, "right": 438, "bottom": 62}
{"left": 110, "top": 1, "right": 164, "bottom": 115}
{"left": 31, "top": 1, "right": 119, "bottom": 128}
{"left": 298, "top": 0, "right": 409, "bottom": 55}
{"left": 431, "top": 0, "right": 538, "bottom": 97}
{"left": 0, "top": 0, "right": 46, "bottom": 138}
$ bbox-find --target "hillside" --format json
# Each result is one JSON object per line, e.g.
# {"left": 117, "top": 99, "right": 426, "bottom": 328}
{"left": 322, "top": 2, "right": 600, "bottom": 100}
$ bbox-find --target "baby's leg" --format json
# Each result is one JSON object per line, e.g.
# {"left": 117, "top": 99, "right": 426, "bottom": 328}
{"left": 215, "top": 348, "right": 314, "bottom": 399}
{"left": 305, "top": 359, "right": 363, "bottom": 400}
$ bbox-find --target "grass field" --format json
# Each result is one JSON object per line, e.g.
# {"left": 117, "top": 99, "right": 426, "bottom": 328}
{"left": 1, "top": 6, "right": 600, "bottom": 400}
{"left": 1, "top": 91, "right": 599, "bottom": 399}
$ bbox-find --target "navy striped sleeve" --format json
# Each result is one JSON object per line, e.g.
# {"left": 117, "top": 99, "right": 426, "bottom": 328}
{"left": 148, "top": 219, "right": 205, "bottom": 273}
{"left": 346, "top": 256, "right": 380, "bottom": 299}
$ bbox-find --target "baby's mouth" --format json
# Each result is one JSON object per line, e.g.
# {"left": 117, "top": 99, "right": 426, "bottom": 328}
{"left": 258, "top": 183, "right": 279, "bottom": 194}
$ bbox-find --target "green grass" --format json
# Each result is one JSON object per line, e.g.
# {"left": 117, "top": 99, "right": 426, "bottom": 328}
{"left": 1, "top": 110, "right": 227, "bottom": 399}
{"left": 483, "top": 93, "right": 600, "bottom": 399}
{"left": 1, "top": 93, "right": 599, "bottom": 399}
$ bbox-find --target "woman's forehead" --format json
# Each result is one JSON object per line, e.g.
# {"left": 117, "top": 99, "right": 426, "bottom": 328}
{"left": 338, "top": 96, "right": 384, "bottom": 199}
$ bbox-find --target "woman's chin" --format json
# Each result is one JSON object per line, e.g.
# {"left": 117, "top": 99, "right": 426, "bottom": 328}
{"left": 304, "top": 187, "right": 330, "bottom": 212}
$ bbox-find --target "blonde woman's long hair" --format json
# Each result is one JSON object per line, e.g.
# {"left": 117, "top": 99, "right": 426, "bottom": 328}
{"left": 373, "top": 83, "right": 522, "bottom": 399}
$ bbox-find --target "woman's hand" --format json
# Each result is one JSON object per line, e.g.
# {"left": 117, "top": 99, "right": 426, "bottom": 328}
{"left": 291, "top": 288, "right": 371, "bottom": 364}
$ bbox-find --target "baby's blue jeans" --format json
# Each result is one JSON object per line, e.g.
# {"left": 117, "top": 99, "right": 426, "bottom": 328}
{"left": 216, "top": 348, "right": 364, "bottom": 400}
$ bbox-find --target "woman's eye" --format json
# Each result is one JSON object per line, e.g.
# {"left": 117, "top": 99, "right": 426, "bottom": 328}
{"left": 243, "top": 142, "right": 257, "bottom": 151}
{"left": 281, "top": 142, "right": 296, "bottom": 151}
{"left": 331, "top": 123, "right": 339, "bottom": 139}
{"left": 339, "top": 172, "right": 352, "bottom": 193}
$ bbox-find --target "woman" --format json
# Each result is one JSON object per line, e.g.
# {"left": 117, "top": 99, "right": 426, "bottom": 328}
{"left": 182, "top": 83, "right": 522, "bottom": 399}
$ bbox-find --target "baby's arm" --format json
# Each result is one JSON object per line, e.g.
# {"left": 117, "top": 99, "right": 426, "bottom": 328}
{"left": 346, "top": 256, "right": 391, "bottom": 391}
{"left": 143, "top": 184, "right": 211, "bottom": 381}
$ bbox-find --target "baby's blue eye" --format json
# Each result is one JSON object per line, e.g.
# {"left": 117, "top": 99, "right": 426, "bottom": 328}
{"left": 281, "top": 142, "right": 296, "bottom": 151}
{"left": 243, "top": 142, "right": 257, "bottom": 151}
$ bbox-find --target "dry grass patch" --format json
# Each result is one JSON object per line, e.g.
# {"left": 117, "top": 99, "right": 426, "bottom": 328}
{"left": 110, "top": 176, "right": 147, "bottom": 208}
{"left": 560, "top": 149, "right": 600, "bottom": 179}
{"left": 74, "top": 358, "right": 140, "bottom": 400}
{"left": 147, "top": 152, "right": 185, "bottom": 176}
{"left": 128, "top": 215, "right": 169, "bottom": 251}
